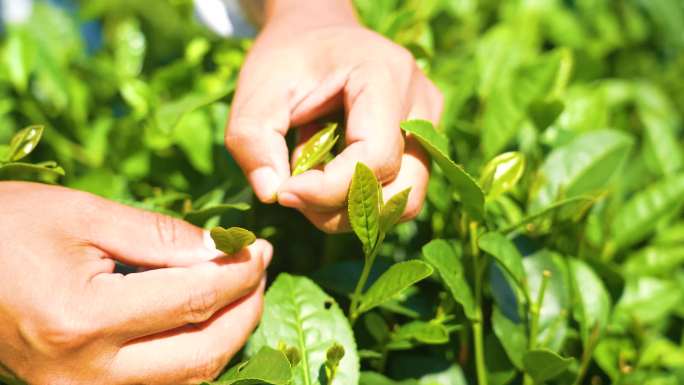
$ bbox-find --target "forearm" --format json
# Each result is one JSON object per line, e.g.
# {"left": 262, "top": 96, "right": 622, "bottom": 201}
{"left": 264, "top": 0, "right": 357, "bottom": 29}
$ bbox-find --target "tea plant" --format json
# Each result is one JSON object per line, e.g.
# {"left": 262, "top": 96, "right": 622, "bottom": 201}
{"left": 1, "top": 1, "right": 684, "bottom": 385}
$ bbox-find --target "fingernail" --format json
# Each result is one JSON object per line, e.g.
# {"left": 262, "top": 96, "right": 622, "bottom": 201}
{"left": 202, "top": 229, "right": 224, "bottom": 259}
{"left": 278, "top": 192, "right": 304, "bottom": 209}
{"left": 250, "top": 167, "right": 281, "bottom": 203}
{"left": 262, "top": 242, "right": 273, "bottom": 267}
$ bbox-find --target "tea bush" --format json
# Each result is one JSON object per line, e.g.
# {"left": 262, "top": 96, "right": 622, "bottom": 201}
{"left": 1, "top": 1, "right": 683, "bottom": 384}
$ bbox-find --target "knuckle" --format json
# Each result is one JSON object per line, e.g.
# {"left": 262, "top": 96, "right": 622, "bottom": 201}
{"left": 184, "top": 286, "right": 220, "bottom": 324}
{"left": 28, "top": 310, "right": 94, "bottom": 354}
{"left": 149, "top": 212, "right": 180, "bottom": 248}
{"left": 185, "top": 351, "right": 227, "bottom": 383}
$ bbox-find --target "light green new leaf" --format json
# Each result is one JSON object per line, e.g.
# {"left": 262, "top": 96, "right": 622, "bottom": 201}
{"left": 348, "top": 162, "right": 381, "bottom": 255}
{"left": 623, "top": 246, "right": 684, "bottom": 277}
{"left": 400, "top": 120, "right": 484, "bottom": 220}
{"left": 611, "top": 173, "right": 684, "bottom": 249}
{"left": 492, "top": 307, "right": 527, "bottom": 370}
{"left": 210, "top": 227, "right": 256, "bottom": 255}
{"left": 6, "top": 125, "right": 44, "bottom": 162}
{"left": 114, "top": 18, "right": 146, "bottom": 79}
{"left": 522, "top": 349, "right": 573, "bottom": 383}
{"left": 530, "top": 129, "right": 633, "bottom": 212}
{"left": 421, "top": 239, "right": 476, "bottom": 319}
{"left": 247, "top": 274, "right": 359, "bottom": 385}
{"left": 479, "top": 152, "right": 526, "bottom": 200}
{"left": 292, "top": 123, "right": 339, "bottom": 176}
{"left": 208, "top": 347, "right": 292, "bottom": 385}
{"left": 0, "top": 161, "right": 65, "bottom": 179}
{"left": 357, "top": 261, "right": 433, "bottom": 315}
{"left": 568, "top": 258, "right": 611, "bottom": 347}
{"left": 379, "top": 188, "right": 411, "bottom": 234}
{"left": 478, "top": 232, "right": 526, "bottom": 293}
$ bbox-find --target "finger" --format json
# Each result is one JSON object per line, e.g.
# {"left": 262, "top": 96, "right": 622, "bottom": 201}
{"left": 89, "top": 240, "right": 272, "bottom": 340}
{"left": 278, "top": 61, "right": 407, "bottom": 210}
{"left": 297, "top": 139, "right": 429, "bottom": 233}
{"left": 225, "top": 65, "right": 294, "bottom": 203}
{"left": 109, "top": 279, "right": 265, "bottom": 385}
{"left": 79, "top": 195, "right": 223, "bottom": 268}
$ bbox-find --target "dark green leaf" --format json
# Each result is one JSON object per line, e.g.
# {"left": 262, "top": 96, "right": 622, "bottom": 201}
{"left": 358, "top": 261, "right": 433, "bottom": 315}
{"left": 478, "top": 232, "right": 526, "bottom": 292}
{"left": 389, "top": 320, "right": 450, "bottom": 348}
{"left": 492, "top": 306, "right": 527, "bottom": 370}
{"left": 210, "top": 227, "right": 256, "bottom": 255}
{"left": 400, "top": 120, "right": 484, "bottom": 220}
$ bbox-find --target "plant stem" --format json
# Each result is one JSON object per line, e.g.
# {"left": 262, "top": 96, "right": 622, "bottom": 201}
{"left": 349, "top": 247, "right": 379, "bottom": 325}
{"left": 469, "top": 221, "right": 488, "bottom": 385}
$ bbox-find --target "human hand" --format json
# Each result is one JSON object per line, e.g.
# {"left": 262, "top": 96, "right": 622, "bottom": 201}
{"left": 225, "top": 0, "right": 443, "bottom": 233}
{"left": 0, "top": 182, "right": 272, "bottom": 385}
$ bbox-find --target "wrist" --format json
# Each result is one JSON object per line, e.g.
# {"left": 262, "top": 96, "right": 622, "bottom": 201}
{"left": 263, "top": 0, "right": 358, "bottom": 31}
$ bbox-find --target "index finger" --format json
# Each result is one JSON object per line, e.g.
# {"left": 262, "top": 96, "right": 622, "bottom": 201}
{"left": 278, "top": 62, "right": 406, "bottom": 210}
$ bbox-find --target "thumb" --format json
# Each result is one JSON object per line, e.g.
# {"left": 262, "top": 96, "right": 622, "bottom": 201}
{"left": 83, "top": 197, "right": 225, "bottom": 268}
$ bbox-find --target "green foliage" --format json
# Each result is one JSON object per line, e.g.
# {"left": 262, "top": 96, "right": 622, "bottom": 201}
{"left": 2, "top": 0, "right": 684, "bottom": 384}
{"left": 209, "top": 226, "right": 256, "bottom": 255}
{"left": 206, "top": 347, "right": 293, "bottom": 385}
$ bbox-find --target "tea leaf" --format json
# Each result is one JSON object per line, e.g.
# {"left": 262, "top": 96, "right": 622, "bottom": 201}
{"left": 421, "top": 239, "right": 476, "bottom": 319}
{"left": 530, "top": 129, "right": 633, "bottom": 212}
{"left": 479, "top": 152, "right": 526, "bottom": 200}
{"left": 400, "top": 120, "right": 484, "bottom": 220}
{"left": 478, "top": 232, "right": 526, "bottom": 292}
{"left": 522, "top": 349, "right": 573, "bottom": 383}
{"left": 389, "top": 320, "right": 450, "bottom": 348}
{"left": 247, "top": 274, "right": 359, "bottom": 385}
{"left": 611, "top": 173, "right": 684, "bottom": 249}
{"left": 210, "top": 226, "right": 256, "bottom": 255}
{"left": 0, "top": 161, "right": 65, "bottom": 179}
{"left": 6, "top": 125, "right": 44, "bottom": 162}
{"left": 348, "top": 162, "right": 381, "bottom": 256}
{"left": 207, "top": 346, "right": 292, "bottom": 385}
{"left": 379, "top": 188, "right": 411, "bottom": 234}
{"left": 292, "top": 123, "right": 339, "bottom": 176}
{"left": 492, "top": 307, "right": 527, "bottom": 370}
{"left": 357, "top": 261, "right": 433, "bottom": 315}
{"left": 568, "top": 258, "right": 611, "bottom": 347}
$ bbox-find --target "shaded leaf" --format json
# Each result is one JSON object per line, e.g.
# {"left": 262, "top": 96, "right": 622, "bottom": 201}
{"left": 421, "top": 239, "right": 476, "bottom": 319}
{"left": 568, "top": 258, "right": 611, "bottom": 347}
{"left": 478, "top": 232, "right": 526, "bottom": 292}
{"left": 522, "top": 349, "right": 573, "bottom": 383}
{"left": 492, "top": 306, "right": 527, "bottom": 370}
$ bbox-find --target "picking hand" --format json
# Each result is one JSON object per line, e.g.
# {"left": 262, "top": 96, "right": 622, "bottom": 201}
{"left": 0, "top": 182, "right": 272, "bottom": 385}
{"left": 225, "top": 0, "right": 443, "bottom": 233}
